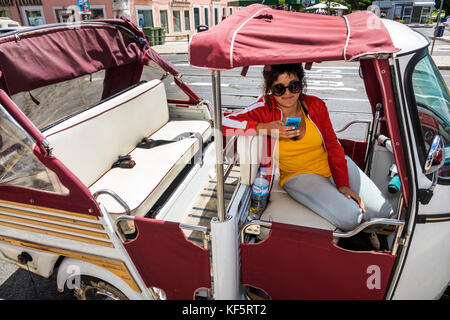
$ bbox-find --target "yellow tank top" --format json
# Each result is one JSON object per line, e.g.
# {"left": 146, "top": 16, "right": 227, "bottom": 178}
{"left": 276, "top": 115, "right": 332, "bottom": 187}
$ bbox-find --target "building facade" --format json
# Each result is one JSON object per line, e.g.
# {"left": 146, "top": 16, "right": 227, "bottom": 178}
{"left": 372, "top": 1, "right": 435, "bottom": 24}
{"left": 131, "top": 0, "right": 236, "bottom": 39}
{"left": 0, "top": 0, "right": 238, "bottom": 40}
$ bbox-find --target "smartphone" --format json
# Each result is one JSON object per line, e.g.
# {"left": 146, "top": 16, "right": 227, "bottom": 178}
{"left": 285, "top": 117, "right": 301, "bottom": 130}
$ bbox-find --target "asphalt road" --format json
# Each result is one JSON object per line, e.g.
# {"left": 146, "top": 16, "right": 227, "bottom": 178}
{"left": 416, "top": 26, "right": 450, "bottom": 56}
{"left": 1, "top": 53, "right": 449, "bottom": 300}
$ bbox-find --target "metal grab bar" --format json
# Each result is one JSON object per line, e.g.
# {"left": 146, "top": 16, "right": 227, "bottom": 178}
{"left": 93, "top": 189, "right": 131, "bottom": 215}
{"left": 114, "top": 215, "right": 135, "bottom": 243}
{"left": 180, "top": 223, "right": 210, "bottom": 249}
{"left": 364, "top": 103, "right": 382, "bottom": 175}
{"left": 332, "top": 218, "right": 405, "bottom": 238}
{"left": 335, "top": 119, "right": 372, "bottom": 134}
{"left": 240, "top": 220, "right": 272, "bottom": 243}
{"left": 240, "top": 218, "right": 405, "bottom": 242}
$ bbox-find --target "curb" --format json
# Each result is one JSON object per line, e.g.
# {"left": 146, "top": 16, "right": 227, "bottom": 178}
{"left": 430, "top": 55, "right": 450, "bottom": 70}
{"left": 408, "top": 24, "right": 433, "bottom": 28}
{"left": 152, "top": 48, "right": 188, "bottom": 54}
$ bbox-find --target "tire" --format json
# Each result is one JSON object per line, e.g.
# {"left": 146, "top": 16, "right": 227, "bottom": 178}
{"left": 74, "top": 277, "right": 128, "bottom": 300}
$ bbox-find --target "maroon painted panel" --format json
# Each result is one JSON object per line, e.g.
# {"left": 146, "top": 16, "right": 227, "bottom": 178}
{"left": 241, "top": 222, "right": 396, "bottom": 300}
{"left": 123, "top": 217, "right": 211, "bottom": 300}
{"left": 339, "top": 139, "right": 368, "bottom": 170}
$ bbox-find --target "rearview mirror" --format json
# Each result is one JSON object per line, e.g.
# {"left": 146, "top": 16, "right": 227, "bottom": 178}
{"left": 419, "top": 135, "right": 445, "bottom": 205}
{"left": 424, "top": 135, "right": 445, "bottom": 175}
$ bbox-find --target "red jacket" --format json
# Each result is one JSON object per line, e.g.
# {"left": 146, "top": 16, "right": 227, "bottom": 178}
{"left": 222, "top": 94, "right": 349, "bottom": 188}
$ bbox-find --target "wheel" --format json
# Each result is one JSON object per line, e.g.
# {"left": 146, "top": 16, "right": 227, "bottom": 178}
{"left": 74, "top": 277, "right": 128, "bottom": 300}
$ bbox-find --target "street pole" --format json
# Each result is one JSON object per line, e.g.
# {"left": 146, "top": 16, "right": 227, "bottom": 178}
{"left": 431, "top": 0, "right": 444, "bottom": 55}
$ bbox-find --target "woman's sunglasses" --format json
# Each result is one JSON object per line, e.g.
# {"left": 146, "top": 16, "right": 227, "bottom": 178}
{"left": 271, "top": 80, "right": 302, "bottom": 96}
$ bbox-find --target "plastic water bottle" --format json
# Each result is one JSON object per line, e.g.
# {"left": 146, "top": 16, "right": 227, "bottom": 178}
{"left": 388, "top": 175, "right": 401, "bottom": 193}
{"left": 248, "top": 167, "right": 269, "bottom": 221}
{"left": 387, "top": 163, "right": 401, "bottom": 193}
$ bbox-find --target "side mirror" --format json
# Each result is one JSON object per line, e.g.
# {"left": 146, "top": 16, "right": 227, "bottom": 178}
{"left": 419, "top": 135, "right": 445, "bottom": 205}
{"left": 424, "top": 135, "right": 445, "bottom": 175}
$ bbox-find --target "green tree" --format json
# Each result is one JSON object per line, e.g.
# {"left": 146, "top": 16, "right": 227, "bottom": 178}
{"left": 435, "top": 0, "right": 449, "bottom": 19}
{"left": 343, "top": 0, "right": 372, "bottom": 12}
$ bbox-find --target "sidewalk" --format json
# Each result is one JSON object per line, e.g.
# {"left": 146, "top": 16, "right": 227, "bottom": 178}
{"left": 152, "top": 40, "right": 189, "bottom": 55}
{"left": 151, "top": 39, "right": 450, "bottom": 70}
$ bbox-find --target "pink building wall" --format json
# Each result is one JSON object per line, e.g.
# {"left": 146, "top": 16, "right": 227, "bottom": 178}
{"left": 3, "top": 0, "right": 114, "bottom": 25}
{"left": 131, "top": 0, "right": 238, "bottom": 40}
{"left": 1, "top": 1, "right": 239, "bottom": 40}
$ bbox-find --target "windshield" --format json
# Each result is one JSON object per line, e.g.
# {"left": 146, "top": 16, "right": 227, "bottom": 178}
{"left": 0, "top": 105, "right": 67, "bottom": 193}
{"left": 12, "top": 71, "right": 105, "bottom": 131}
{"left": 411, "top": 55, "right": 450, "bottom": 181}
{"left": 141, "top": 61, "right": 190, "bottom": 102}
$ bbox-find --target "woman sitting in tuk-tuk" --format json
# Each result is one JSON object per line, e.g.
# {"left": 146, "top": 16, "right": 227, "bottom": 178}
{"left": 223, "top": 63, "right": 394, "bottom": 236}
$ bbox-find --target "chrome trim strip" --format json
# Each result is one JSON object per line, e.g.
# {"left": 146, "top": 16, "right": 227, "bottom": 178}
{"left": 333, "top": 218, "right": 405, "bottom": 238}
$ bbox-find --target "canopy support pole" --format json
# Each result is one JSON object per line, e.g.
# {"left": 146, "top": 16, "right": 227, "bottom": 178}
{"left": 211, "top": 70, "right": 226, "bottom": 223}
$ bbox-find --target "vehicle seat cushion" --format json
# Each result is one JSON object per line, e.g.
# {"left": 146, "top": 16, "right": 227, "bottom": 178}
{"left": 44, "top": 78, "right": 212, "bottom": 217}
{"left": 89, "top": 120, "right": 211, "bottom": 216}
{"left": 260, "top": 170, "right": 336, "bottom": 238}
{"left": 44, "top": 80, "right": 168, "bottom": 187}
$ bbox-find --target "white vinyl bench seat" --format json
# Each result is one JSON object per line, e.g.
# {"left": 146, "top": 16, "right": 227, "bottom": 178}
{"left": 236, "top": 135, "right": 336, "bottom": 233}
{"left": 261, "top": 172, "right": 336, "bottom": 231}
{"left": 44, "top": 79, "right": 211, "bottom": 217}
{"left": 90, "top": 121, "right": 211, "bottom": 216}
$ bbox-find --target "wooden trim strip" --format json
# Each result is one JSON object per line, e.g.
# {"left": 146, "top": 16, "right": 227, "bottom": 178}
{"left": 0, "top": 199, "right": 98, "bottom": 220}
{"left": 0, "top": 235, "right": 140, "bottom": 293}
{"left": 0, "top": 213, "right": 109, "bottom": 239}
{"left": 416, "top": 213, "right": 450, "bottom": 224}
{"left": 426, "top": 216, "right": 450, "bottom": 222}
{"left": 0, "top": 206, "right": 104, "bottom": 230}
{"left": 0, "top": 220, "right": 113, "bottom": 248}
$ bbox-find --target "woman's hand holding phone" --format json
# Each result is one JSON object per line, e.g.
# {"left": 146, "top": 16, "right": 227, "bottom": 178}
{"left": 256, "top": 119, "right": 300, "bottom": 139}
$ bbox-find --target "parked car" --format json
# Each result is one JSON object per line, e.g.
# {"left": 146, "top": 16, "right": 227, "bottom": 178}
{"left": 0, "top": 17, "right": 20, "bottom": 28}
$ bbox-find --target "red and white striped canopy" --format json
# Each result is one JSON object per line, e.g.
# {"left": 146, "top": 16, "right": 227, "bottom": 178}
{"left": 189, "top": 4, "right": 399, "bottom": 70}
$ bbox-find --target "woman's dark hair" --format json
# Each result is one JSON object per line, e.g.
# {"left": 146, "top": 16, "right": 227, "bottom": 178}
{"left": 263, "top": 63, "right": 307, "bottom": 97}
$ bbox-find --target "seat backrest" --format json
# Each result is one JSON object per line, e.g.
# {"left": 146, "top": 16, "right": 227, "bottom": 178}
{"left": 237, "top": 135, "right": 263, "bottom": 186}
{"left": 44, "top": 80, "right": 169, "bottom": 186}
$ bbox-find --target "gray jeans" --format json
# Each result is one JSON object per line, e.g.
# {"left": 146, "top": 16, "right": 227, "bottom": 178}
{"left": 283, "top": 156, "right": 394, "bottom": 231}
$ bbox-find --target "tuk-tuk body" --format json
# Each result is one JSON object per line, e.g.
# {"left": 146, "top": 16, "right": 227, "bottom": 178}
{"left": 0, "top": 5, "right": 448, "bottom": 300}
{"left": 189, "top": 5, "right": 449, "bottom": 300}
